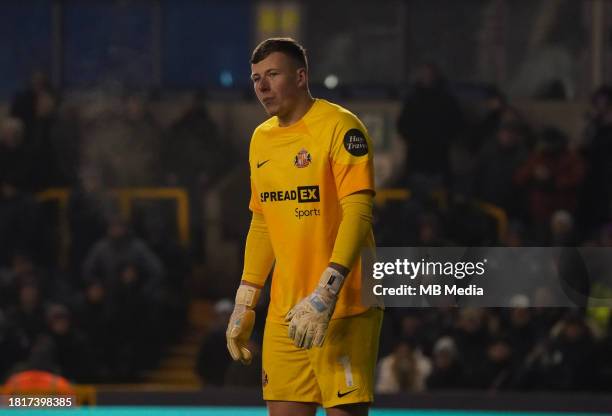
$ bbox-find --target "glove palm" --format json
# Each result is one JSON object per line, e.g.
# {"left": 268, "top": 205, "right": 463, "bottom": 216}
{"left": 285, "top": 267, "right": 345, "bottom": 349}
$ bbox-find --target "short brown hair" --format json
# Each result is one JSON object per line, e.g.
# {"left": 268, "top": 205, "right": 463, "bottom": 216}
{"left": 251, "top": 37, "right": 308, "bottom": 70}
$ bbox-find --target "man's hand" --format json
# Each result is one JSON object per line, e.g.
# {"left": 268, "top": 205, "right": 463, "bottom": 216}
{"left": 285, "top": 266, "right": 346, "bottom": 349}
{"left": 226, "top": 284, "right": 260, "bottom": 364}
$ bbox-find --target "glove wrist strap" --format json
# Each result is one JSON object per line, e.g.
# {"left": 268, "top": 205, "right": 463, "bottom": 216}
{"left": 235, "top": 284, "right": 260, "bottom": 309}
{"left": 317, "top": 267, "right": 345, "bottom": 296}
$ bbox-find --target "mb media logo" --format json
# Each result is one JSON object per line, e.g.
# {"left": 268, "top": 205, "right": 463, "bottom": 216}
{"left": 260, "top": 185, "right": 320, "bottom": 203}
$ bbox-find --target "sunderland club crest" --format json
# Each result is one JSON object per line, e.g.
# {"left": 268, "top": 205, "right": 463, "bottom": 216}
{"left": 294, "top": 148, "right": 312, "bottom": 168}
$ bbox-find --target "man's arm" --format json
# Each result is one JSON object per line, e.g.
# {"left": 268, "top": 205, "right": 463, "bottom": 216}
{"left": 226, "top": 211, "right": 274, "bottom": 364}
{"left": 329, "top": 190, "right": 374, "bottom": 274}
{"left": 241, "top": 211, "right": 275, "bottom": 287}
{"left": 134, "top": 240, "right": 165, "bottom": 289}
{"left": 286, "top": 190, "right": 374, "bottom": 349}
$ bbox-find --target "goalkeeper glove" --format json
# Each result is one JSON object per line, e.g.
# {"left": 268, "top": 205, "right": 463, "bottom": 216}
{"left": 285, "top": 266, "right": 346, "bottom": 349}
{"left": 226, "top": 284, "right": 260, "bottom": 364}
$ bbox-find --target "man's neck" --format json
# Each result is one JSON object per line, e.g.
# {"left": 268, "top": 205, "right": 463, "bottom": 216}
{"left": 278, "top": 94, "right": 315, "bottom": 127}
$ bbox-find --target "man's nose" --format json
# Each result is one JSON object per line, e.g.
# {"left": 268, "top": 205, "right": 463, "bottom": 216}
{"left": 258, "top": 78, "right": 270, "bottom": 92}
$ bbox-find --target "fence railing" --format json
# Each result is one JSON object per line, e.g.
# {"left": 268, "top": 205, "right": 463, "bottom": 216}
{"left": 36, "top": 187, "right": 190, "bottom": 268}
{"left": 375, "top": 188, "right": 508, "bottom": 240}
{"left": 35, "top": 186, "right": 507, "bottom": 269}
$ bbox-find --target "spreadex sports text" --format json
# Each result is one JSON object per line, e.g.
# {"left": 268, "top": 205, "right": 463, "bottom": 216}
{"left": 260, "top": 185, "right": 322, "bottom": 220}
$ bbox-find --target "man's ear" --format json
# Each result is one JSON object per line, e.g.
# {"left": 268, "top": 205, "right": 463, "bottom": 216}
{"left": 296, "top": 67, "right": 308, "bottom": 88}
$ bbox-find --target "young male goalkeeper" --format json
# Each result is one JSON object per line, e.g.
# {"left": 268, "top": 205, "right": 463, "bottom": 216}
{"left": 226, "top": 37, "right": 382, "bottom": 416}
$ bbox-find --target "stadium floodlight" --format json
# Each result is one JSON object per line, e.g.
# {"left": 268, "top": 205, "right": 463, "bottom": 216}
{"left": 324, "top": 74, "right": 339, "bottom": 89}
{"left": 220, "top": 70, "right": 234, "bottom": 87}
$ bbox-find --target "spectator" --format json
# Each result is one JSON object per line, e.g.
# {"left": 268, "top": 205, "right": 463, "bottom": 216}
{"left": 475, "top": 120, "right": 529, "bottom": 217}
{"left": 73, "top": 280, "right": 114, "bottom": 380}
{"left": 472, "top": 336, "right": 515, "bottom": 390}
{"left": 21, "top": 88, "right": 81, "bottom": 189}
{"left": 82, "top": 92, "right": 162, "bottom": 187}
{"left": 374, "top": 179, "right": 442, "bottom": 246}
{"left": 138, "top": 208, "right": 190, "bottom": 342}
{"left": 504, "top": 302, "right": 537, "bottom": 362}
{"left": 10, "top": 70, "right": 54, "bottom": 135}
{"left": 420, "top": 308, "right": 457, "bottom": 355}
{"left": 107, "top": 262, "right": 162, "bottom": 380}
{"left": 519, "top": 312, "right": 597, "bottom": 391}
{"left": 452, "top": 308, "right": 488, "bottom": 382}
{"left": 548, "top": 210, "right": 577, "bottom": 246}
{"left": 0, "top": 179, "right": 42, "bottom": 267}
{"left": 9, "top": 71, "right": 69, "bottom": 190}
{"left": 376, "top": 340, "right": 431, "bottom": 393}
{"left": 82, "top": 216, "right": 164, "bottom": 292}
{"left": 3, "top": 252, "right": 71, "bottom": 307}
{"left": 48, "top": 103, "right": 81, "bottom": 187}
{"left": 162, "top": 91, "right": 234, "bottom": 189}
{"left": 471, "top": 87, "right": 508, "bottom": 151}
{"left": 498, "top": 107, "right": 536, "bottom": 148}
{"left": 426, "top": 336, "right": 465, "bottom": 390}
{"left": 39, "top": 304, "right": 94, "bottom": 382}
{"left": 134, "top": 208, "right": 190, "bottom": 292}
{"left": 514, "top": 128, "right": 585, "bottom": 234}
{"left": 26, "top": 89, "right": 60, "bottom": 190}
{"left": 0, "top": 117, "right": 35, "bottom": 191}
{"left": 579, "top": 86, "right": 612, "bottom": 230}
{"left": 397, "top": 63, "right": 465, "bottom": 186}
{"left": 67, "top": 167, "right": 116, "bottom": 286}
{"left": 162, "top": 91, "right": 235, "bottom": 260}
{"left": 449, "top": 87, "right": 509, "bottom": 196}
{"left": 6, "top": 279, "right": 47, "bottom": 355}
{"left": 0, "top": 310, "right": 30, "bottom": 382}
{"left": 81, "top": 217, "right": 165, "bottom": 378}
{"left": 397, "top": 314, "right": 426, "bottom": 347}
{"left": 446, "top": 198, "right": 498, "bottom": 245}
{"left": 196, "top": 299, "right": 233, "bottom": 386}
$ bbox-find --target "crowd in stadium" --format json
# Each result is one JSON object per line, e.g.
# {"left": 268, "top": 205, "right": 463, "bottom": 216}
{"left": 374, "top": 64, "right": 612, "bottom": 393}
{"left": 0, "top": 72, "right": 233, "bottom": 383}
{"left": 377, "top": 65, "right": 612, "bottom": 393}
{"left": 1, "top": 65, "right": 612, "bottom": 392}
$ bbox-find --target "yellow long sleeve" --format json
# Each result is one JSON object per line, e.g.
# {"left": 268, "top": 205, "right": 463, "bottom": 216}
{"left": 241, "top": 212, "right": 275, "bottom": 286}
{"left": 329, "top": 191, "right": 374, "bottom": 270}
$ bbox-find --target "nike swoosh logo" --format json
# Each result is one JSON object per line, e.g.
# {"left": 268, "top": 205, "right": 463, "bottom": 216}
{"left": 257, "top": 160, "right": 270, "bottom": 168}
{"left": 337, "top": 388, "right": 359, "bottom": 398}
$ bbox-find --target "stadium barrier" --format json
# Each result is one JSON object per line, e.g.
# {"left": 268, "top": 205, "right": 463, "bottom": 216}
{"left": 36, "top": 187, "right": 190, "bottom": 267}
{"left": 375, "top": 188, "right": 508, "bottom": 240}
{"left": 35, "top": 187, "right": 506, "bottom": 268}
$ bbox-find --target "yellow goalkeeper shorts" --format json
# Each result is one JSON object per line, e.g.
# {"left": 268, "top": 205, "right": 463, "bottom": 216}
{"left": 261, "top": 307, "right": 383, "bottom": 408}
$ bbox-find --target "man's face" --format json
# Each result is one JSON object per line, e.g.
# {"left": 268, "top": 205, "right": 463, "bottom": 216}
{"left": 251, "top": 52, "right": 304, "bottom": 118}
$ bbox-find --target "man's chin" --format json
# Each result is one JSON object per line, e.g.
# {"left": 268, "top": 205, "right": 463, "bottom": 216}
{"left": 261, "top": 102, "right": 279, "bottom": 116}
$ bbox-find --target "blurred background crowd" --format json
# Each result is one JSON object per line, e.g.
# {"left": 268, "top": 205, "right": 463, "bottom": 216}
{"left": 1, "top": 0, "right": 612, "bottom": 398}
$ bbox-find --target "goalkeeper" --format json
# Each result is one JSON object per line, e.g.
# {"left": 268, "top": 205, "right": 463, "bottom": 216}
{"left": 226, "top": 38, "right": 382, "bottom": 416}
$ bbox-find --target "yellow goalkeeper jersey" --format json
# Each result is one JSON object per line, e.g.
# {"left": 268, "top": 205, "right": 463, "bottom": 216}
{"left": 248, "top": 98, "right": 375, "bottom": 323}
